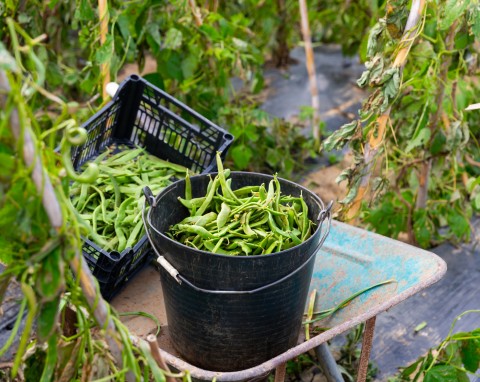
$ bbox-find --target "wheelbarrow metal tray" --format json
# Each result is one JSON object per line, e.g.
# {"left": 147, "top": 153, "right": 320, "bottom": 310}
{"left": 111, "top": 220, "right": 447, "bottom": 381}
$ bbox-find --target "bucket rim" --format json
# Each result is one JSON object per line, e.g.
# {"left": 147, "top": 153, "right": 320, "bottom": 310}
{"left": 145, "top": 171, "right": 330, "bottom": 260}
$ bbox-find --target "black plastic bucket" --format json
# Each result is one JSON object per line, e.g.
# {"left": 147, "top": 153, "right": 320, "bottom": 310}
{"left": 144, "top": 172, "right": 331, "bottom": 371}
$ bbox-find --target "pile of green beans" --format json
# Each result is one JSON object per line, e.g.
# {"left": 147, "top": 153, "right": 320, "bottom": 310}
{"left": 167, "top": 153, "right": 315, "bottom": 255}
{"left": 70, "top": 146, "right": 190, "bottom": 252}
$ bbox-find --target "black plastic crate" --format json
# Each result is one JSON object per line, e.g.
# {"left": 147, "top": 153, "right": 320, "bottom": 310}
{"left": 72, "top": 75, "right": 234, "bottom": 301}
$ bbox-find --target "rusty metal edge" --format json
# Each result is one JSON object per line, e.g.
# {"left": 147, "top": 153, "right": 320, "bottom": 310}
{"left": 157, "top": 220, "right": 448, "bottom": 381}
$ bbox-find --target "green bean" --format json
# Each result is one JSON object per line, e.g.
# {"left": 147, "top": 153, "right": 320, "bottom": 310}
{"left": 185, "top": 171, "right": 192, "bottom": 201}
{"left": 178, "top": 196, "right": 206, "bottom": 210}
{"left": 217, "top": 202, "right": 230, "bottom": 229}
{"left": 195, "top": 177, "right": 219, "bottom": 217}
{"left": 300, "top": 197, "right": 309, "bottom": 240}
{"left": 233, "top": 185, "right": 260, "bottom": 197}
{"left": 175, "top": 224, "right": 216, "bottom": 239}
{"left": 236, "top": 240, "right": 252, "bottom": 255}
{"left": 125, "top": 220, "right": 144, "bottom": 249}
{"left": 265, "top": 240, "right": 279, "bottom": 255}
{"left": 195, "top": 212, "right": 218, "bottom": 227}
{"left": 167, "top": 152, "right": 315, "bottom": 255}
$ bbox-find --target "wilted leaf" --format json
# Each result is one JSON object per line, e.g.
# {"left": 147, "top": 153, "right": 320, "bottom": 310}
{"left": 366, "top": 22, "right": 385, "bottom": 57}
{"left": 164, "top": 28, "right": 183, "bottom": 50}
{"left": 469, "top": 6, "right": 480, "bottom": 39}
{"left": 439, "top": 0, "right": 468, "bottom": 30}
{"left": 336, "top": 167, "right": 353, "bottom": 184}
{"left": 323, "top": 120, "right": 359, "bottom": 152}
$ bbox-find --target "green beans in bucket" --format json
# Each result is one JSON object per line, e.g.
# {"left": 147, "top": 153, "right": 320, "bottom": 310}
{"left": 167, "top": 153, "right": 316, "bottom": 255}
{"left": 70, "top": 146, "right": 191, "bottom": 252}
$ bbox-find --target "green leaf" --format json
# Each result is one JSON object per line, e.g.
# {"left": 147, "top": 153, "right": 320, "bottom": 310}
{"left": 74, "top": 0, "right": 95, "bottom": 22}
{"left": 266, "top": 147, "right": 282, "bottom": 168}
{"left": 406, "top": 128, "right": 431, "bottom": 153}
{"left": 231, "top": 144, "right": 252, "bottom": 169}
{"left": 145, "top": 23, "right": 162, "bottom": 56}
{"left": 454, "top": 32, "right": 471, "bottom": 50}
{"left": 430, "top": 131, "right": 446, "bottom": 155}
{"left": 424, "top": 364, "right": 458, "bottom": 382}
{"left": 0, "top": 41, "right": 19, "bottom": 72}
{"left": 142, "top": 72, "right": 164, "bottom": 89}
{"left": 447, "top": 212, "right": 470, "bottom": 240}
{"left": 400, "top": 358, "right": 423, "bottom": 378}
{"left": 439, "top": 0, "right": 468, "bottom": 30}
{"left": 37, "top": 298, "right": 60, "bottom": 341}
{"left": 251, "top": 71, "right": 264, "bottom": 94}
{"left": 181, "top": 55, "right": 198, "bottom": 79}
{"left": 460, "top": 336, "right": 480, "bottom": 372}
{"left": 0, "top": 152, "right": 15, "bottom": 177}
{"left": 165, "top": 51, "right": 183, "bottom": 81}
{"left": 474, "top": 193, "right": 480, "bottom": 210}
{"left": 414, "top": 210, "right": 431, "bottom": 248}
{"left": 244, "top": 124, "right": 259, "bottom": 142}
{"left": 164, "top": 28, "right": 183, "bottom": 50}
{"left": 94, "top": 35, "right": 114, "bottom": 65}
{"left": 36, "top": 247, "right": 64, "bottom": 301}
{"left": 200, "top": 24, "right": 220, "bottom": 41}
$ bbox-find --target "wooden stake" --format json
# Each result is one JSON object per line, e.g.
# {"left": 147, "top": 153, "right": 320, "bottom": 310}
{"left": 146, "top": 335, "right": 176, "bottom": 382}
{"left": 298, "top": 0, "right": 320, "bottom": 145}
{"left": 98, "top": 0, "right": 110, "bottom": 100}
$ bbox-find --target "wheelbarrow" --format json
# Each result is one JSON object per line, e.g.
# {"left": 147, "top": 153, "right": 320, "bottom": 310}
{"left": 111, "top": 219, "right": 446, "bottom": 381}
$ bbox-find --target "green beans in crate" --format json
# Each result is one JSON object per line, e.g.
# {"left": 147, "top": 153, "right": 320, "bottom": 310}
{"left": 71, "top": 75, "right": 234, "bottom": 301}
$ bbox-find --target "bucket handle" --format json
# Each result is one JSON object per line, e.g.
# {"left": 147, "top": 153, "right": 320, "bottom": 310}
{"left": 142, "top": 186, "right": 333, "bottom": 295}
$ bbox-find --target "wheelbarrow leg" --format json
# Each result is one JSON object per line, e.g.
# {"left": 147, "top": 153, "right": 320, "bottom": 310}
{"left": 356, "top": 316, "right": 376, "bottom": 382}
{"left": 315, "top": 343, "right": 345, "bottom": 382}
{"left": 274, "top": 362, "right": 287, "bottom": 382}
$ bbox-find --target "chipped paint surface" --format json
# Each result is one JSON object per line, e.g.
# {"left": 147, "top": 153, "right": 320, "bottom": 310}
{"left": 113, "top": 220, "right": 446, "bottom": 381}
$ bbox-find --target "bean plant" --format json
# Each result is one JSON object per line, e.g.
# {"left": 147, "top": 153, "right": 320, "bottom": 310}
{"left": 323, "top": 0, "right": 480, "bottom": 247}
{"left": 391, "top": 311, "right": 480, "bottom": 381}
